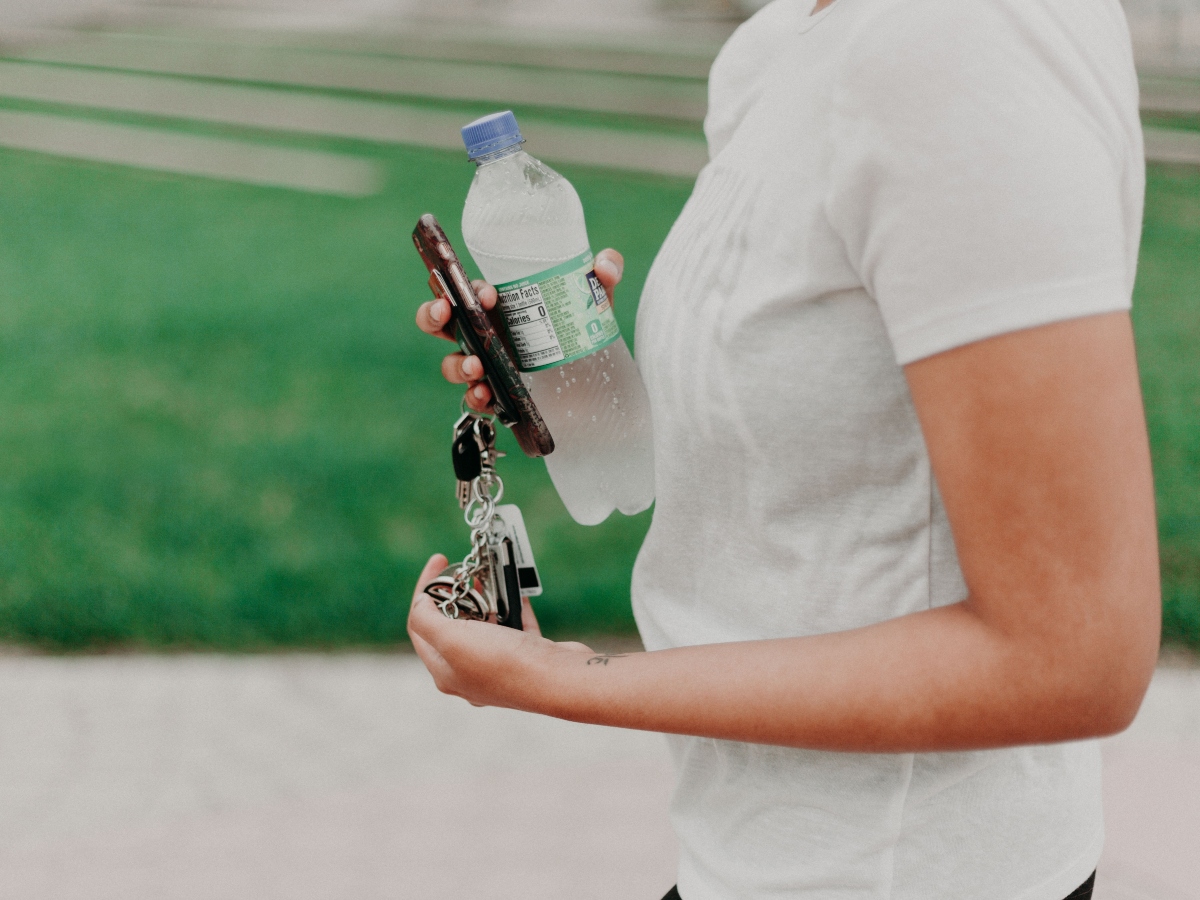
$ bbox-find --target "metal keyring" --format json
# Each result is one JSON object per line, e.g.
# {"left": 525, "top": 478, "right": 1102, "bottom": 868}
{"left": 464, "top": 476, "right": 502, "bottom": 530}
{"left": 435, "top": 407, "right": 507, "bottom": 623}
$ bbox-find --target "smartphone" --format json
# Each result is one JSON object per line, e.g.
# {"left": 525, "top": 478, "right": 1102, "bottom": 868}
{"left": 412, "top": 214, "right": 554, "bottom": 458}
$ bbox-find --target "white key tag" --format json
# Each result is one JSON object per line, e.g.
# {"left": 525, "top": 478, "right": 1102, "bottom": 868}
{"left": 491, "top": 504, "right": 542, "bottom": 598}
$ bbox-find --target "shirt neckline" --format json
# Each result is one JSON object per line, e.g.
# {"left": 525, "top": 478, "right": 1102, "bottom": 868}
{"left": 797, "top": 0, "right": 839, "bottom": 33}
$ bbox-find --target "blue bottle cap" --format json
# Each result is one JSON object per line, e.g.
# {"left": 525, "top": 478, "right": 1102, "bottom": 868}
{"left": 461, "top": 111, "right": 524, "bottom": 160}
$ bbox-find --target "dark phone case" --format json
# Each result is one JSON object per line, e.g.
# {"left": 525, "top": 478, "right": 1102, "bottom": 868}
{"left": 413, "top": 214, "right": 554, "bottom": 459}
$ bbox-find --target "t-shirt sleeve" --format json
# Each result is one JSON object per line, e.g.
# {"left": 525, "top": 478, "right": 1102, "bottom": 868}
{"left": 824, "top": 0, "right": 1139, "bottom": 365}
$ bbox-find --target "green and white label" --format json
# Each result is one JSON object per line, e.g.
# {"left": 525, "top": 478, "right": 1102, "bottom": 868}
{"left": 494, "top": 250, "right": 620, "bottom": 372}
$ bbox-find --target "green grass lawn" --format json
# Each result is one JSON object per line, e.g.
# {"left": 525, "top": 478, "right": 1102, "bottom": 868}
{"left": 0, "top": 133, "right": 1196, "bottom": 651}
{"left": 1137, "top": 163, "right": 1200, "bottom": 650}
{"left": 0, "top": 136, "right": 691, "bottom": 648}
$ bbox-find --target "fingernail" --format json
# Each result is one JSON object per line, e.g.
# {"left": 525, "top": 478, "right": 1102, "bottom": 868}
{"left": 474, "top": 385, "right": 487, "bottom": 400}
{"left": 596, "top": 257, "right": 622, "bottom": 282}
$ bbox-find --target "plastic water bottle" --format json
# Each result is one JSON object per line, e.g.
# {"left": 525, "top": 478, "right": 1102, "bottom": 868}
{"left": 460, "top": 111, "right": 655, "bottom": 526}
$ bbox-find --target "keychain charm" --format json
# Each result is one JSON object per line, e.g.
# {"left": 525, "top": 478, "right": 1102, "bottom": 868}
{"left": 424, "top": 567, "right": 490, "bottom": 621}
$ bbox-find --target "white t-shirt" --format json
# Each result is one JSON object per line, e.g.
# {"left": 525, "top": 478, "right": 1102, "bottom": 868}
{"left": 630, "top": 0, "right": 1144, "bottom": 898}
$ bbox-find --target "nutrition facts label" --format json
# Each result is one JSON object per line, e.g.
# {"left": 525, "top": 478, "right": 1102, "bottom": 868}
{"left": 497, "top": 282, "right": 565, "bottom": 369}
{"left": 495, "top": 250, "right": 620, "bottom": 372}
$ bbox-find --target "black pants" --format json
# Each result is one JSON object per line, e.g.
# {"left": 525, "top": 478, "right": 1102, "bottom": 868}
{"left": 661, "top": 871, "right": 1096, "bottom": 900}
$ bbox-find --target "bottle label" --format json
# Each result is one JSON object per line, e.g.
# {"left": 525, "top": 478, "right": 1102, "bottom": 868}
{"left": 494, "top": 250, "right": 620, "bottom": 372}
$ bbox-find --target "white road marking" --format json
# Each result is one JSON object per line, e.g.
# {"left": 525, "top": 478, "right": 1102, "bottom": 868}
{"left": 0, "top": 60, "right": 709, "bottom": 176}
{"left": 1141, "top": 76, "right": 1200, "bottom": 116}
{"left": 16, "top": 29, "right": 711, "bottom": 121}
{"left": 0, "top": 108, "right": 384, "bottom": 195}
{"left": 524, "top": 121, "right": 708, "bottom": 178}
{"left": 15, "top": 23, "right": 724, "bottom": 82}
{"left": 1144, "top": 125, "right": 1200, "bottom": 165}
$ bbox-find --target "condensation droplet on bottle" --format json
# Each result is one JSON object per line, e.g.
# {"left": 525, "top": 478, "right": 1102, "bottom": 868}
{"left": 461, "top": 139, "right": 654, "bottom": 525}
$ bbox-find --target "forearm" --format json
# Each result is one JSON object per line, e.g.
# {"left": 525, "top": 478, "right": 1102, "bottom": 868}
{"left": 533, "top": 600, "right": 1143, "bottom": 753}
{"left": 410, "top": 315, "right": 1160, "bottom": 752}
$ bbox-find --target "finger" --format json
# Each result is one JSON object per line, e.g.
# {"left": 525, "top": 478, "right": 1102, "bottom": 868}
{"left": 408, "top": 587, "right": 457, "bottom": 648}
{"left": 465, "top": 382, "right": 493, "bottom": 413}
{"left": 472, "top": 281, "right": 499, "bottom": 312}
{"left": 441, "top": 353, "right": 484, "bottom": 385}
{"left": 521, "top": 597, "right": 542, "bottom": 637}
{"left": 414, "top": 554, "right": 447, "bottom": 594}
{"left": 409, "top": 554, "right": 448, "bottom": 630}
{"left": 416, "top": 299, "right": 458, "bottom": 342}
{"left": 593, "top": 250, "right": 624, "bottom": 297}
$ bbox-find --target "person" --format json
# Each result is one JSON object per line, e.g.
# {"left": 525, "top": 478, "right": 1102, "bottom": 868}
{"left": 408, "top": 0, "right": 1161, "bottom": 897}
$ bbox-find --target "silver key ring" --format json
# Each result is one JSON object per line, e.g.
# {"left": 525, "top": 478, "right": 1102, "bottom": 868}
{"left": 464, "top": 476, "right": 503, "bottom": 531}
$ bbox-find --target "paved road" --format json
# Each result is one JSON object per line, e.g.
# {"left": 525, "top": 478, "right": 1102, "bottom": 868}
{"left": 0, "top": 651, "right": 1196, "bottom": 900}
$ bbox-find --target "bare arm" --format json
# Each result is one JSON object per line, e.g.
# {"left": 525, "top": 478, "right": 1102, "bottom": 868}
{"left": 408, "top": 311, "right": 1160, "bottom": 751}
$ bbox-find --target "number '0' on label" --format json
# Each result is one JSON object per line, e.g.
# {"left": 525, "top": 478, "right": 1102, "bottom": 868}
{"left": 495, "top": 250, "right": 620, "bottom": 372}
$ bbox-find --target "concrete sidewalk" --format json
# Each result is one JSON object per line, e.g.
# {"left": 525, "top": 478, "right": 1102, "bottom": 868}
{"left": 0, "top": 652, "right": 1196, "bottom": 900}
{"left": 0, "top": 651, "right": 678, "bottom": 900}
{"left": 1095, "top": 655, "right": 1200, "bottom": 900}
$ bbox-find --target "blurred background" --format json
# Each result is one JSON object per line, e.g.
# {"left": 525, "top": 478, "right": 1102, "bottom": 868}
{"left": 0, "top": 1, "right": 1197, "bottom": 898}
{"left": 0, "top": 0, "right": 1196, "bottom": 651}
{"left": 0, "top": 0, "right": 726, "bottom": 650}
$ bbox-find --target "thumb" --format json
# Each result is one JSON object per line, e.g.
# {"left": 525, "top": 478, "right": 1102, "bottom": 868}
{"left": 414, "top": 554, "right": 448, "bottom": 596}
{"left": 409, "top": 553, "right": 451, "bottom": 636}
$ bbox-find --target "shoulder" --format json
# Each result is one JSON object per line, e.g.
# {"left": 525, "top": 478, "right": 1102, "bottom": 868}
{"left": 837, "top": 0, "right": 1135, "bottom": 58}
{"left": 832, "top": 0, "right": 1139, "bottom": 134}
{"left": 705, "top": 0, "right": 805, "bottom": 157}
{"left": 821, "top": 0, "right": 1143, "bottom": 195}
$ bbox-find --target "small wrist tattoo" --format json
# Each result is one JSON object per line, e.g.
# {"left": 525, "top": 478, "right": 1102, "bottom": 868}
{"left": 586, "top": 653, "right": 628, "bottom": 667}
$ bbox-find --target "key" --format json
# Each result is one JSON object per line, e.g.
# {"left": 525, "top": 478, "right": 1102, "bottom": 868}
{"left": 452, "top": 413, "right": 483, "bottom": 507}
{"left": 473, "top": 416, "right": 504, "bottom": 478}
{"left": 474, "top": 417, "right": 496, "bottom": 462}
{"left": 452, "top": 413, "right": 483, "bottom": 480}
{"left": 434, "top": 408, "right": 515, "bottom": 623}
{"left": 460, "top": 416, "right": 506, "bottom": 509}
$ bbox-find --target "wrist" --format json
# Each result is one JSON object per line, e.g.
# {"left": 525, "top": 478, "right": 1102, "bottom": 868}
{"left": 525, "top": 640, "right": 599, "bottom": 722}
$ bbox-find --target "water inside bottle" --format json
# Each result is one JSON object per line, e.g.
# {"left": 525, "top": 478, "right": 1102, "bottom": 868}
{"left": 462, "top": 148, "right": 654, "bottom": 525}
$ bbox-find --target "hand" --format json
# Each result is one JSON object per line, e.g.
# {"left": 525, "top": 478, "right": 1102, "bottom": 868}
{"left": 407, "top": 554, "right": 597, "bottom": 709}
{"left": 414, "top": 249, "right": 625, "bottom": 413}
